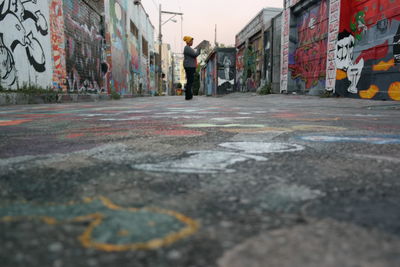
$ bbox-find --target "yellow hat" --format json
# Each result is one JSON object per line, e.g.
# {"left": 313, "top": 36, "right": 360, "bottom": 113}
{"left": 183, "top": 36, "right": 193, "bottom": 43}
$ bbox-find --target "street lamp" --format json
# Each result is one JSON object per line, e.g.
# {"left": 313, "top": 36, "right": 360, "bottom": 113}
{"left": 158, "top": 4, "right": 183, "bottom": 94}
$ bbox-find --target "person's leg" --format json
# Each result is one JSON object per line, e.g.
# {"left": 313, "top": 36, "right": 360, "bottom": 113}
{"left": 185, "top": 67, "right": 195, "bottom": 100}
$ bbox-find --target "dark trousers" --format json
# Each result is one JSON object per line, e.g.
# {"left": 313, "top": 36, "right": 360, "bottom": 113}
{"left": 184, "top": 67, "right": 195, "bottom": 100}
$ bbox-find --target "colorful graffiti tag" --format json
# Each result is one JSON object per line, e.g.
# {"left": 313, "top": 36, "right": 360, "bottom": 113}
{"left": 49, "top": 0, "right": 67, "bottom": 91}
{"left": 335, "top": 0, "right": 400, "bottom": 100}
{"left": 64, "top": 0, "right": 105, "bottom": 93}
{"left": 108, "top": 0, "right": 129, "bottom": 95}
{"left": 288, "top": 0, "right": 329, "bottom": 92}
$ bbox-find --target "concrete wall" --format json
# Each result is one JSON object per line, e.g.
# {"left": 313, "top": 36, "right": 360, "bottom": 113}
{"left": 0, "top": 0, "right": 53, "bottom": 89}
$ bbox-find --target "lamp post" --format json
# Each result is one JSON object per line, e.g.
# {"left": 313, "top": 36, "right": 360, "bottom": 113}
{"left": 158, "top": 5, "right": 183, "bottom": 94}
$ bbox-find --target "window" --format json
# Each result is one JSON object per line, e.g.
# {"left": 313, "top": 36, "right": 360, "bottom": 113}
{"left": 142, "top": 37, "right": 148, "bottom": 57}
{"left": 130, "top": 20, "right": 139, "bottom": 38}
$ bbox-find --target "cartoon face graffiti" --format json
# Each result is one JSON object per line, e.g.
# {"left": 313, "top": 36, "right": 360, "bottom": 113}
{"left": 335, "top": 31, "right": 354, "bottom": 70}
{"left": 335, "top": 30, "right": 364, "bottom": 94}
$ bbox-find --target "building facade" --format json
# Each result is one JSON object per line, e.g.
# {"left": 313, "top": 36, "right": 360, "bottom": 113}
{"left": 0, "top": 0, "right": 157, "bottom": 96}
{"left": 201, "top": 48, "right": 236, "bottom": 96}
{"left": 235, "top": 8, "right": 283, "bottom": 92}
{"left": 280, "top": 0, "right": 400, "bottom": 100}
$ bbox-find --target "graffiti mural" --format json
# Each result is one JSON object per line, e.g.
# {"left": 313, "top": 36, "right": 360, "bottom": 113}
{"left": 325, "top": 0, "right": 340, "bottom": 91}
{"left": 280, "top": 8, "right": 290, "bottom": 93}
{"left": 288, "top": 0, "right": 329, "bottom": 93}
{"left": 49, "top": 0, "right": 67, "bottom": 91}
{"left": 235, "top": 47, "right": 244, "bottom": 91}
{"left": 0, "top": 0, "right": 52, "bottom": 88}
{"left": 64, "top": 0, "right": 105, "bottom": 93}
{"left": 205, "top": 53, "right": 216, "bottom": 96}
{"left": 217, "top": 48, "right": 236, "bottom": 94}
{"left": 107, "top": 0, "right": 129, "bottom": 95}
{"left": 243, "top": 45, "right": 257, "bottom": 91}
{"left": 335, "top": 0, "right": 400, "bottom": 100}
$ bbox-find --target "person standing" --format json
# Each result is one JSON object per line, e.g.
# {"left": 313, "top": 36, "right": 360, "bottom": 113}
{"left": 183, "top": 36, "right": 200, "bottom": 100}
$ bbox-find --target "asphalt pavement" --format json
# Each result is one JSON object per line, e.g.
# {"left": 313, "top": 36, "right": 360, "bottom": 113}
{"left": 1, "top": 93, "right": 400, "bottom": 267}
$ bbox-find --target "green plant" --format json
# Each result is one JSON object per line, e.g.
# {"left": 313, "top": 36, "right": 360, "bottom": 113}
{"left": 258, "top": 83, "right": 272, "bottom": 95}
{"left": 0, "top": 83, "right": 61, "bottom": 103}
{"left": 321, "top": 90, "right": 333, "bottom": 98}
{"left": 110, "top": 90, "right": 121, "bottom": 100}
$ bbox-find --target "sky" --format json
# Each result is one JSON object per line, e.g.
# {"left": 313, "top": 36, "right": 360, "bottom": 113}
{"left": 141, "top": 0, "right": 283, "bottom": 53}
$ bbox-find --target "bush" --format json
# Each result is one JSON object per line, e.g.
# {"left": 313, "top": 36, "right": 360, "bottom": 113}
{"left": 258, "top": 83, "right": 272, "bottom": 95}
{"left": 110, "top": 90, "right": 121, "bottom": 100}
{"left": 0, "top": 83, "right": 61, "bottom": 103}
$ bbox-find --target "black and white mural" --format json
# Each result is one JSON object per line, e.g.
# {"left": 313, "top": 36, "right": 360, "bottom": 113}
{"left": 217, "top": 48, "right": 236, "bottom": 94}
{"left": 0, "top": 0, "right": 52, "bottom": 88}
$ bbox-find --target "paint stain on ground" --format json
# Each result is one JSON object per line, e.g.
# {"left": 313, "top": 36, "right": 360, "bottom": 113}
{"left": 0, "top": 119, "right": 32, "bottom": 126}
{"left": 184, "top": 123, "right": 266, "bottom": 128}
{"left": 219, "top": 142, "right": 305, "bottom": 154}
{"left": 150, "top": 129, "right": 206, "bottom": 137}
{"left": 221, "top": 127, "right": 290, "bottom": 133}
{"left": 299, "top": 135, "right": 400, "bottom": 144}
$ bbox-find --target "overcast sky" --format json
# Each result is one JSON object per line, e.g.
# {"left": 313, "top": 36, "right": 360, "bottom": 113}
{"left": 141, "top": 0, "right": 283, "bottom": 53}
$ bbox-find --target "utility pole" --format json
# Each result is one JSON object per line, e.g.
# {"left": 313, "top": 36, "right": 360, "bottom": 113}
{"left": 214, "top": 24, "right": 217, "bottom": 47}
{"left": 158, "top": 6, "right": 183, "bottom": 94}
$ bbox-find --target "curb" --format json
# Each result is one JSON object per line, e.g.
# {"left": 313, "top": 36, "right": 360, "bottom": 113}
{"left": 0, "top": 93, "right": 112, "bottom": 106}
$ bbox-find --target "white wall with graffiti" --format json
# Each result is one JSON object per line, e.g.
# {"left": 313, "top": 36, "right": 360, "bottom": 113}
{"left": 0, "top": 0, "right": 53, "bottom": 89}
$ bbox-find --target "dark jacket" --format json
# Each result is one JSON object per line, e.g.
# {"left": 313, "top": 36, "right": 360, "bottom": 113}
{"left": 183, "top": 45, "right": 200, "bottom": 68}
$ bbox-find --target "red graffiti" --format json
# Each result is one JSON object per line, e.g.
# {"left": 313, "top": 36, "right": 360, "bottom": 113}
{"left": 289, "top": 0, "right": 328, "bottom": 89}
{"left": 297, "top": 0, "right": 328, "bottom": 47}
{"left": 289, "top": 40, "right": 328, "bottom": 89}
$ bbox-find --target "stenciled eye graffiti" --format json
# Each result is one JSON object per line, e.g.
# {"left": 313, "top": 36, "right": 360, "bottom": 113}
{"left": 133, "top": 142, "right": 305, "bottom": 174}
{"left": 0, "top": 0, "right": 48, "bottom": 86}
{"left": 0, "top": 196, "right": 199, "bottom": 252}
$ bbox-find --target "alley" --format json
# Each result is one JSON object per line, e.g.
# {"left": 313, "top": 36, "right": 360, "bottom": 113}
{"left": 1, "top": 94, "right": 400, "bottom": 267}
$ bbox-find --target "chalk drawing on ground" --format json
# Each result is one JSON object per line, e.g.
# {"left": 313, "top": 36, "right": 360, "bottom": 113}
{"left": 0, "top": 196, "right": 198, "bottom": 251}
{"left": 133, "top": 142, "right": 305, "bottom": 174}
{"left": 134, "top": 151, "right": 268, "bottom": 174}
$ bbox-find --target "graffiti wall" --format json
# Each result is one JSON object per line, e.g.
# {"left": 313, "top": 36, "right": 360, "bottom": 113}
{"left": 63, "top": 0, "right": 105, "bottom": 93}
{"left": 49, "top": 0, "right": 67, "bottom": 91}
{"left": 335, "top": 0, "right": 400, "bottom": 100}
{"left": 107, "top": 0, "right": 129, "bottom": 95}
{"left": 288, "top": 0, "right": 329, "bottom": 94}
{"left": 205, "top": 53, "right": 216, "bottom": 96}
{"left": 127, "top": 2, "right": 142, "bottom": 95}
{"left": 235, "top": 46, "right": 245, "bottom": 91}
{"left": 280, "top": 8, "right": 290, "bottom": 93}
{"left": 0, "top": 0, "right": 53, "bottom": 89}
{"left": 217, "top": 48, "right": 236, "bottom": 94}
